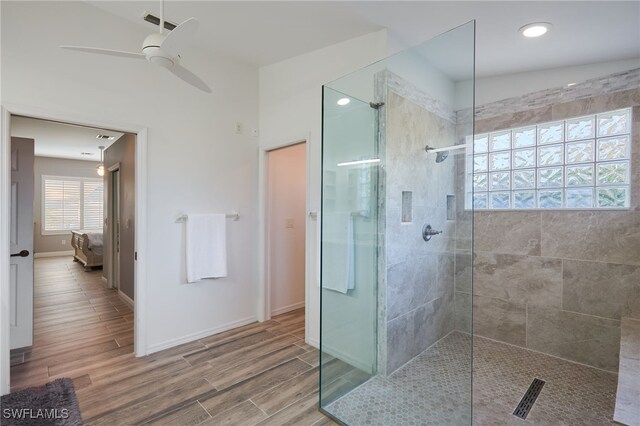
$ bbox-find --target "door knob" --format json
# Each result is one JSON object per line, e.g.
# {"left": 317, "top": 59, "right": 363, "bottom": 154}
{"left": 10, "top": 250, "right": 30, "bottom": 257}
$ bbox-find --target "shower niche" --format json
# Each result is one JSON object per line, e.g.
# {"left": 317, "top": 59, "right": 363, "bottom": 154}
{"left": 320, "top": 22, "right": 475, "bottom": 425}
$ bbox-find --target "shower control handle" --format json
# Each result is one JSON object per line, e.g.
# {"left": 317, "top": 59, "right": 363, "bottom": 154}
{"left": 422, "top": 224, "right": 442, "bottom": 242}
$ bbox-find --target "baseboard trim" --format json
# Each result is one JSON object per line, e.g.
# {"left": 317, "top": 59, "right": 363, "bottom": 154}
{"left": 309, "top": 337, "right": 370, "bottom": 373}
{"left": 146, "top": 316, "right": 258, "bottom": 355}
{"left": 308, "top": 337, "right": 320, "bottom": 350}
{"left": 271, "top": 301, "right": 305, "bottom": 316}
{"left": 101, "top": 276, "right": 108, "bottom": 288}
{"left": 34, "top": 250, "right": 74, "bottom": 258}
{"left": 117, "top": 290, "right": 134, "bottom": 310}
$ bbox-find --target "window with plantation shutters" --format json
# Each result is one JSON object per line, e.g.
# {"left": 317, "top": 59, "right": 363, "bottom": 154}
{"left": 83, "top": 181, "right": 104, "bottom": 230}
{"left": 42, "top": 176, "right": 104, "bottom": 234}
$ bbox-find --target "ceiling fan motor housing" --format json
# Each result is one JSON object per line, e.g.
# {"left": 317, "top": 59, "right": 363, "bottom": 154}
{"left": 142, "top": 33, "right": 176, "bottom": 68}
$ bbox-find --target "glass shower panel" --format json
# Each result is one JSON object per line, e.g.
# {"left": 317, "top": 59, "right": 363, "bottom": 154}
{"left": 321, "top": 21, "right": 475, "bottom": 425}
{"left": 320, "top": 87, "right": 379, "bottom": 407}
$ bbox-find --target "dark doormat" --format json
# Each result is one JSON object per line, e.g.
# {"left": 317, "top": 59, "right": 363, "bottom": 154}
{"left": 1, "top": 378, "right": 83, "bottom": 425}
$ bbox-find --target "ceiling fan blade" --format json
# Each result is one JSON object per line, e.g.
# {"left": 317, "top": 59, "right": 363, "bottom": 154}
{"left": 161, "top": 17, "right": 198, "bottom": 57}
{"left": 168, "top": 64, "right": 211, "bottom": 93}
{"left": 60, "top": 46, "right": 145, "bottom": 59}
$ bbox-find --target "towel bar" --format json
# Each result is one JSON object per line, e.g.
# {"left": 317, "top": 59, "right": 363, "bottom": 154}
{"left": 176, "top": 213, "right": 239, "bottom": 222}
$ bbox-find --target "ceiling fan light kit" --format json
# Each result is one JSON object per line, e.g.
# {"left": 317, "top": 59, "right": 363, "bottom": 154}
{"left": 60, "top": 0, "right": 211, "bottom": 93}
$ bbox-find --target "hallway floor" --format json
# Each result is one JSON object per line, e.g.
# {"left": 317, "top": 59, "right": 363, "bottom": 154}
{"left": 10, "top": 257, "right": 335, "bottom": 425}
{"left": 326, "top": 332, "right": 618, "bottom": 425}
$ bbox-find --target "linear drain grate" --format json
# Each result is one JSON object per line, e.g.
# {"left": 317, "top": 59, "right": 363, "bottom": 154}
{"left": 513, "top": 378, "right": 545, "bottom": 419}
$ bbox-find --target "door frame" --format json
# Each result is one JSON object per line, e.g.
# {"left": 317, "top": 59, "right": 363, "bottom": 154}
{"left": 107, "top": 163, "right": 121, "bottom": 293}
{"left": 0, "top": 104, "right": 149, "bottom": 395}
{"left": 264, "top": 141, "right": 308, "bottom": 318}
{"left": 258, "top": 135, "right": 311, "bottom": 340}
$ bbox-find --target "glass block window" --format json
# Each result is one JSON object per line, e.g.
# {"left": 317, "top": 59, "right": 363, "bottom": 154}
{"left": 467, "top": 108, "right": 632, "bottom": 210}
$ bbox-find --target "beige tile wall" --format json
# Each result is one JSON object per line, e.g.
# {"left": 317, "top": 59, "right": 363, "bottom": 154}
{"left": 455, "top": 85, "right": 640, "bottom": 372}
{"left": 383, "top": 88, "right": 460, "bottom": 374}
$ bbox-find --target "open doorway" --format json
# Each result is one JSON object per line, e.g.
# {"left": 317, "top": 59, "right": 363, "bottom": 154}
{"left": 7, "top": 116, "right": 136, "bottom": 391}
{"left": 266, "top": 142, "right": 307, "bottom": 320}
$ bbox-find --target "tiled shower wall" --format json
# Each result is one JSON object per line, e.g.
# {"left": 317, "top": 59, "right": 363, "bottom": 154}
{"left": 454, "top": 70, "right": 640, "bottom": 371}
{"left": 382, "top": 81, "right": 460, "bottom": 375}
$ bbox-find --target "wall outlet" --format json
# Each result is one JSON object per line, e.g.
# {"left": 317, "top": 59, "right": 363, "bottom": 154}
{"left": 285, "top": 218, "right": 294, "bottom": 228}
{"left": 235, "top": 122, "right": 243, "bottom": 134}
{"left": 61, "top": 239, "right": 66, "bottom": 245}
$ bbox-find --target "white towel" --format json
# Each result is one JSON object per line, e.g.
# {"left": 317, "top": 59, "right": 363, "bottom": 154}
{"left": 322, "top": 213, "right": 355, "bottom": 294}
{"left": 186, "top": 214, "right": 227, "bottom": 283}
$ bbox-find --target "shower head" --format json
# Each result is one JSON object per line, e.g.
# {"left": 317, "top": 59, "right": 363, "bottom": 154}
{"left": 424, "top": 145, "right": 450, "bottom": 163}
{"left": 435, "top": 151, "right": 449, "bottom": 163}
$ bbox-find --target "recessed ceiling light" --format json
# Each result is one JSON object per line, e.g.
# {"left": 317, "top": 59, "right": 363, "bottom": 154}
{"left": 519, "top": 22, "right": 552, "bottom": 38}
{"left": 566, "top": 82, "right": 577, "bottom": 87}
{"left": 337, "top": 97, "right": 351, "bottom": 106}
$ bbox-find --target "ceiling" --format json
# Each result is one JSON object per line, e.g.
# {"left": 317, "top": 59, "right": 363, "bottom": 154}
{"left": 87, "top": 1, "right": 640, "bottom": 78}
{"left": 11, "top": 116, "right": 123, "bottom": 161}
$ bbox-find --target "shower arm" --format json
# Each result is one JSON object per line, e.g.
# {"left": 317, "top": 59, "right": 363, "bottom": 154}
{"left": 424, "top": 143, "right": 471, "bottom": 154}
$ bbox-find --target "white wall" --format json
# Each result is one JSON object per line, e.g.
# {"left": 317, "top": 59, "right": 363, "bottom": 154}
{"left": 1, "top": 1, "right": 259, "bottom": 352}
{"left": 455, "top": 58, "right": 640, "bottom": 109}
{"left": 259, "top": 29, "right": 388, "bottom": 346}
{"left": 267, "top": 143, "right": 306, "bottom": 315}
{"left": 32, "top": 156, "right": 101, "bottom": 254}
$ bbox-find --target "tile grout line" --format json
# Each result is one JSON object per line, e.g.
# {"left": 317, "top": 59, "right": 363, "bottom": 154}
{"left": 196, "top": 400, "right": 213, "bottom": 419}
{"left": 248, "top": 398, "right": 270, "bottom": 417}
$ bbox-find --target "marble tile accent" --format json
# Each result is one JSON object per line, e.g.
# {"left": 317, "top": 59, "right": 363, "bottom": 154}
{"left": 386, "top": 71, "right": 456, "bottom": 123}
{"left": 614, "top": 317, "right": 640, "bottom": 426}
{"left": 475, "top": 105, "right": 552, "bottom": 134}
{"left": 386, "top": 295, "right": 453, "bottom": 373}
{"left": 527, "top": 305, "right": 621, "bottom": 371}
{"left": 473, "top": 295, "right": 526, "bottom": 346}
{"left": 551, "top": 87, "right": 640, "bottom": 120}
{"left": 474, "top": 211, "right": 541, "bottom": 256}
{"left": 540, "top": 211, "right": 640, "bottom": 266}
{"left": 386, "top": 253, "right": 453, "bottom": 321}
{"left": 474, "top": 252, "right": 562, "bottom": 308}
{"left": 563, "top": 259, "right": 640, "bottom": 320}
{"left": 464, "top": 67, "right": 640, "bottom": 121}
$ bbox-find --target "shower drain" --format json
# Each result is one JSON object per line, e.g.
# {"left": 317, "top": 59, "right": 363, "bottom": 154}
{"left": 513, "top": 378, "right": 546, "bottom": 419}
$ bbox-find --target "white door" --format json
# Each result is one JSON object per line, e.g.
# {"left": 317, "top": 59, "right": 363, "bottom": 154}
{"left": 9, "top": 137, "right": 34, "bottom": 350}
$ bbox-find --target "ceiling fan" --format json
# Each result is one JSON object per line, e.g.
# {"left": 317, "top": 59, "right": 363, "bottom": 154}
{"left": 60, "top": 0, "right": 211, "bottom": 93}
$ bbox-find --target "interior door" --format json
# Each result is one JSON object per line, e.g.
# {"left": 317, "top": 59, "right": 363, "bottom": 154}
{"left": 9, "top": 137, "right": 34, "bottom": 350}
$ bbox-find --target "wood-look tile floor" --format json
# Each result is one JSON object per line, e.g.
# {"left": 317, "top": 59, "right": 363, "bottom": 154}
{"left": 10, "top": 257, "right": 336, "bottom": 425}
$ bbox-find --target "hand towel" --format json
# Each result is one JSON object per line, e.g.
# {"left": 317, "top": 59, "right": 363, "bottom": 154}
{"left": 186, "top": 214, "right": 227, "bottom": 283}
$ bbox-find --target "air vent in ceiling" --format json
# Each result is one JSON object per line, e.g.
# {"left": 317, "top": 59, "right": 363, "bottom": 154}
{"left": 143, "top": 13, "right": 177, "bottom": 31}
{"left": 80, "top": 152, "right": 94, "bottom": 156}
{"left": 96, "top": 134, "right": 115, "bottom": 140}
